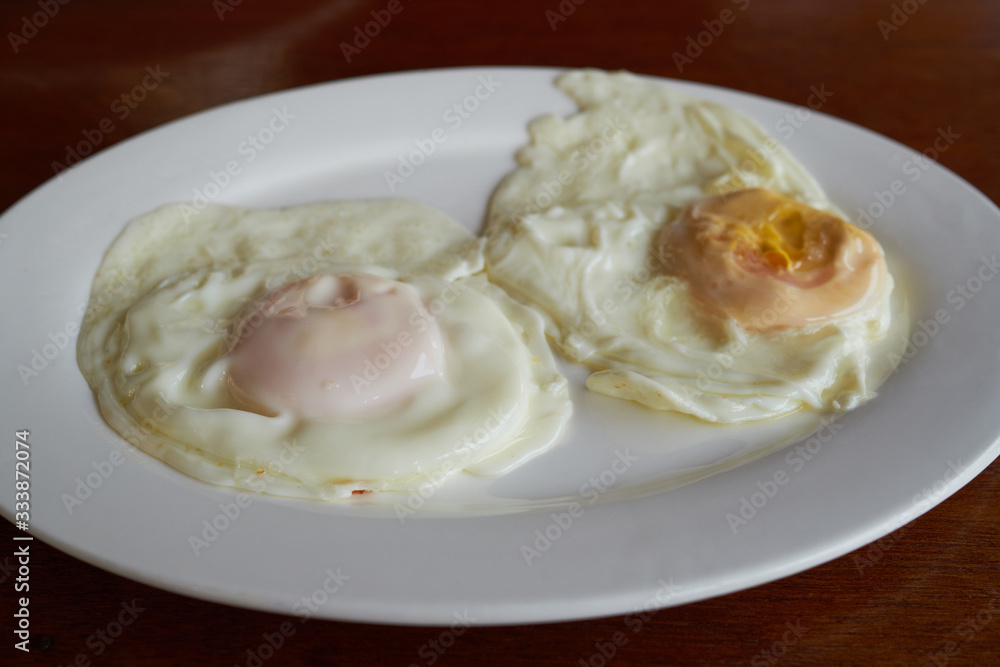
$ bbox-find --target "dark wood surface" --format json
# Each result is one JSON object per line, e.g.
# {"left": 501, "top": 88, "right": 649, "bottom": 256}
{"left": 3, "top": 0, "right": 999, "bottom": 665}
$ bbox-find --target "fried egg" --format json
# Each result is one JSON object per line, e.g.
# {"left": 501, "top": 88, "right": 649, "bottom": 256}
{"left": 77, "top": 199, "right": 571, "bottom": 499}
{"left": 484, "top": 69, "right": 906, "bottom": 423}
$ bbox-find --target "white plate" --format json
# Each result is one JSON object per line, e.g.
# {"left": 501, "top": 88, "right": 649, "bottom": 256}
{"left": 3, "top": 67, "right": 1000, "bottom": 626}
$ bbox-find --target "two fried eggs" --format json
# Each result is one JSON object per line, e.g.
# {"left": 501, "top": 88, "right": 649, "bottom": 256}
{"left": 77, "top": 69, "right": 906, "bottom": 501}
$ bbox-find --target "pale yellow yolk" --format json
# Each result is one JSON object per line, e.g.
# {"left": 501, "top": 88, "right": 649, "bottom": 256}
{"left": 226, "top": 273, "right": 445, "bottom": 419}
{"left": 659, "top": 189, "right": 888, "bottom": 332}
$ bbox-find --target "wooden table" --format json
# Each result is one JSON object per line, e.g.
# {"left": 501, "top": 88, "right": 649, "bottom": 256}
{"left": 3, "top": 0, "right": 999, "bottom": 664}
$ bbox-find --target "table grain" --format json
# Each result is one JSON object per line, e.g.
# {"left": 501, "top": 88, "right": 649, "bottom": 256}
{"left": 2, "top": 0, "right": 999, "bottom": 665}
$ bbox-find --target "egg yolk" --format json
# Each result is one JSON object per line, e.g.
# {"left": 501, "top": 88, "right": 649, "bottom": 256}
{"left": 659, "top": 188, "right": 888, "bottom": 332}
{"left": 226, "top": 273, "right": 445, "bottom": 419}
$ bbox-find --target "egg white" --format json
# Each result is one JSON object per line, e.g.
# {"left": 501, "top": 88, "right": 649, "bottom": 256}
{"left": 484, "top": 69, "right": 907, "bottom": 423}
{"left": 78, "top": 199, "right": 571, "bottom": 499}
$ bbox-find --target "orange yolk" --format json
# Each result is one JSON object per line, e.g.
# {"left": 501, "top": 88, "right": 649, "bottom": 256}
{"left": 226, "top": 273, "right": 445, "bottom": 419}
{"left": 658, "top": 189, "right": 888, "bottom": 332}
